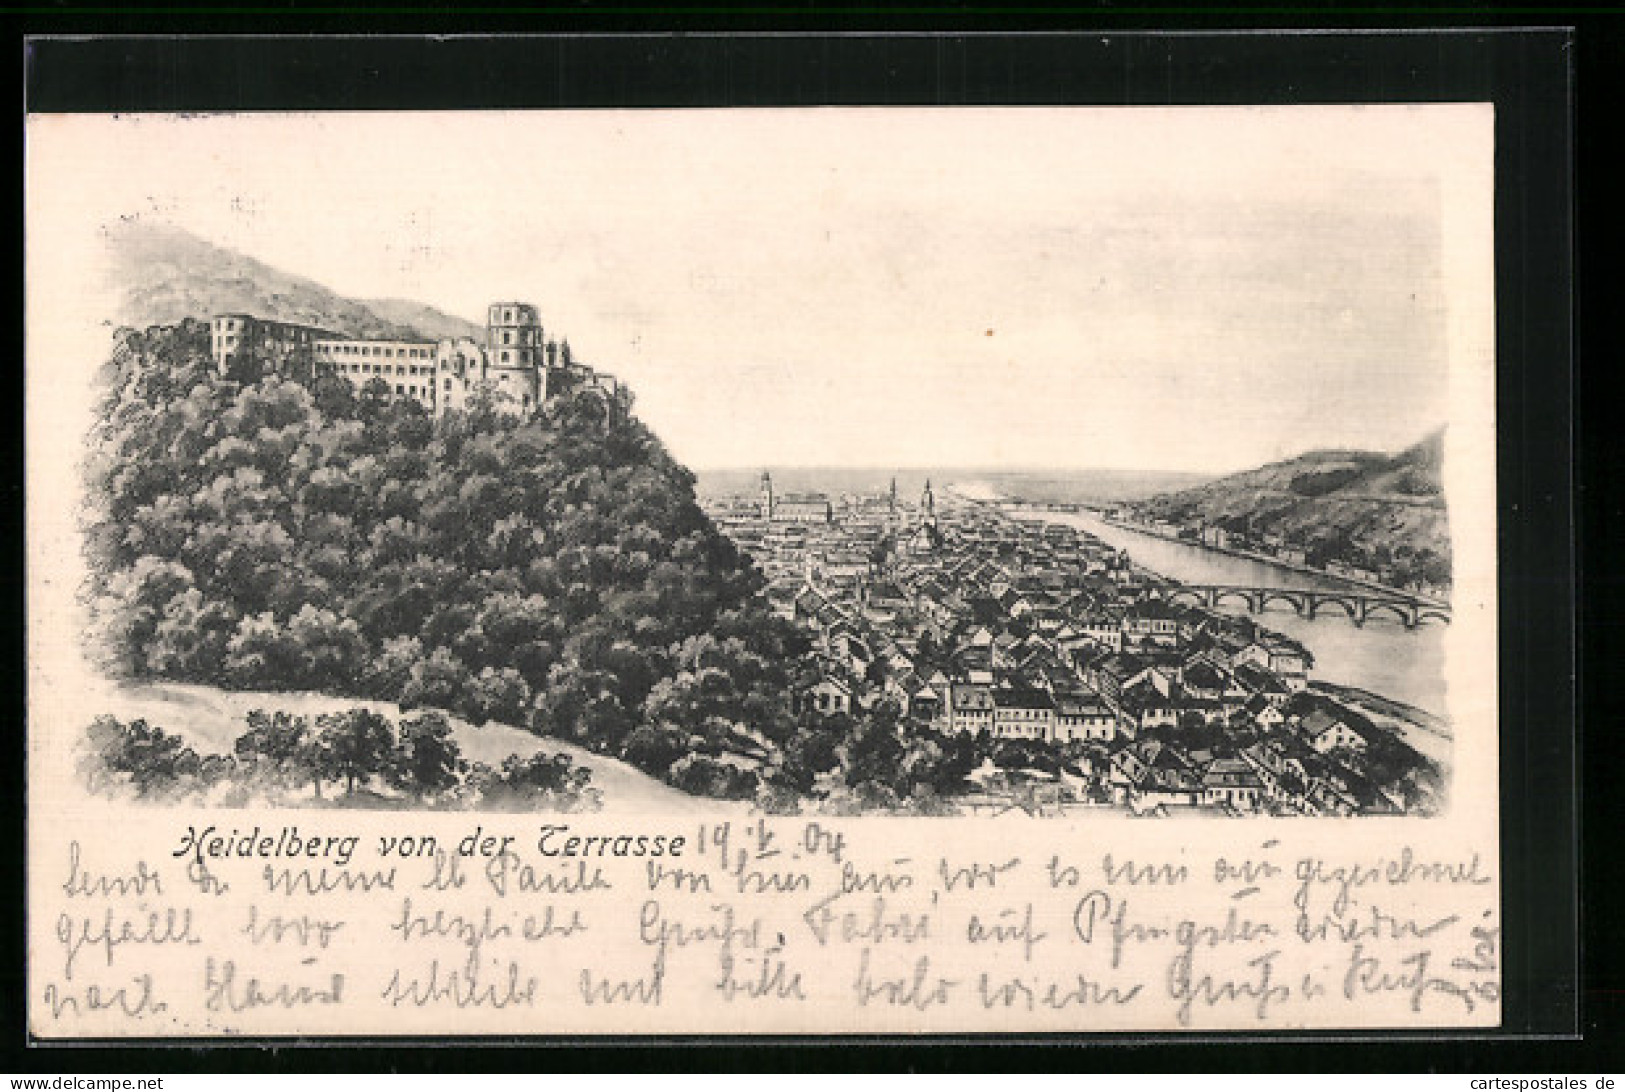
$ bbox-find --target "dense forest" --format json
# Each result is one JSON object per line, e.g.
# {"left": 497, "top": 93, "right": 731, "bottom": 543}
{"left": 84, "top": 320, "right": 984, "bottom": 810}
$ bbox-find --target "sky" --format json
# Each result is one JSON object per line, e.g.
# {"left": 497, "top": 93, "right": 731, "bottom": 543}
{"left": 27, "top": 107, "right": 1493, "bottom": 474}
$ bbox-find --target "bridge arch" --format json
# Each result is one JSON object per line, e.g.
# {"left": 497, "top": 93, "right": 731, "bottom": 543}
{"left": 1307, "top": 595, "right": 1359, "bottom": 621}
{"left": 1210, "top": 588, "right": 1257, "bottom": 612}
{"left": 1163, "top": 587, "right": 1207, "bottom": 608}
{"left": 1415, "top": 608, "right": 1453, "bottom": 627}
{"left": 1361, "top": 600, "right": 1416, "bottom": 628}
{"left": 1256, "top": 590, "right": 1306, "bottom": 616}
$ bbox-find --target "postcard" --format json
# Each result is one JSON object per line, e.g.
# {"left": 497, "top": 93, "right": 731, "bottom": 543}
{"left": 26, "top": 105, "right": 1499, "bottom": 1036}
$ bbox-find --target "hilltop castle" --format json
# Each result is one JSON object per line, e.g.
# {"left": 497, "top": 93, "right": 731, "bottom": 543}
{"left": 209, "top": 301, "right": 631, "bottom": 418}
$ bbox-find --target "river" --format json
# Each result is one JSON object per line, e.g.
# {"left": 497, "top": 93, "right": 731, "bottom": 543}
{"left": 1009, "top": 507, "right": 1449, "bottom": 722}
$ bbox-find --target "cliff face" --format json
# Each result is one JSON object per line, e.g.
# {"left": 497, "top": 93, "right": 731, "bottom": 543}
{"left": 102, "top": 220, "right": 486, "bottom": 342}
{"left": 1131, "top": 431, "right": 1450, "bottom": 584}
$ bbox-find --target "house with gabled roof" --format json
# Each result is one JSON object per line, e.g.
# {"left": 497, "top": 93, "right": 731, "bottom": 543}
{"left": 1121, "top": 596, "right": 1181, "bottom": 650}
{"left": 993, "top": 686, "right": 1055, "bottom": 741}
{"left": 805, "top": 674, "right": 855, "bottom": 716}
{"left": 1201, "top": 757, "right": 1266, "bottom": 812}
{"left": 1242, "top": 693, "right": 1287, "bottom": 731}
{"left": 1116, "top": 678, "right": 1179, "bottom": 733}
{"left": 1233, "top": 661, "right": 1292, "bottom": 707}
{"left": 1232, "top": 636, "right": 1311, "bottom": 690}
{"left": 946, "top": 681, "right": 995, "bottom": 736}
{"left": 1054, "top": 692, "right": 1118, "bottom": 742}
{"left": 1298, "top": 708, "right": 1371, "bottom": 754}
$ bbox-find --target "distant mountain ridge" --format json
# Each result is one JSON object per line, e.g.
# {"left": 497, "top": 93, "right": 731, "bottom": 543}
{"left": 101, "top": 219, "right": 486, "bottom": 342}
{"left": 1130, "top": 430, "right": 1450, "bottom": 586}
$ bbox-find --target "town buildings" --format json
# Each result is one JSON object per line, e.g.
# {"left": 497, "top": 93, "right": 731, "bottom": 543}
{"left": 705, "top": 478, "right": 1430, "bottom": 817}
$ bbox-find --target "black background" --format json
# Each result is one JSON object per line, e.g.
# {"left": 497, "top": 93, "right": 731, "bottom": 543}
{"left": 9, "top": 11, "right": 1601, "bottom": 1074}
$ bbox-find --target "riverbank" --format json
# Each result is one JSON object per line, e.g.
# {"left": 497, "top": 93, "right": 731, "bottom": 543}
{"left": 1310, "top": 680, "right": 1452, "bottom": 768}
{"left": 1002, "top": 501, "right": 1450, "bottom": 720}
{"left": 1096, "top": 515, "right": 1448, "bottom": 605}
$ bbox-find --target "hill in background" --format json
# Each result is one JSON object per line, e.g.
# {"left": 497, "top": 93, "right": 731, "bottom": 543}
{"left": 101, "top": 219, "right": 486, "bottom": 342}
{"left": 1129, "top": 430, "right": 1450, "bottom": 586}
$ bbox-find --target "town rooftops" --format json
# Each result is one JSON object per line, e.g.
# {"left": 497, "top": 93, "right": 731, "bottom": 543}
{"left": 1202, "top": 757, "right": 1262, "bottom": 786}
{"left": 951, "top": 683, "right": 995, "bottom": 711}
{"left": 1299, "top": 708, "right": 1349, "bottom": 735}
{"left": 993, "top": 687, "right": 1054, "bottom": 711}
{"left": 1055, "top": 694, "right": 1114, "bottom": 717}
{"left": 1126, "top": 597, "right": 1182, "bottom": 620}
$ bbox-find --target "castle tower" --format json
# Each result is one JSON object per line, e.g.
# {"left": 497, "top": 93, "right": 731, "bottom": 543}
{"left": 487, "top": 302, "right": 543, "bottom": 371}
{"left": 760, "top": 471, "right": 775, "bottom": 522}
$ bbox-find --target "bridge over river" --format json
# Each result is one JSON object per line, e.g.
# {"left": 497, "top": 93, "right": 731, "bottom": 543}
{"left": 1016, "top": 506, "right": 1451, "bottom": 716}
{"left": 1160, "top": 583, "right": 1452, "bottom": 628}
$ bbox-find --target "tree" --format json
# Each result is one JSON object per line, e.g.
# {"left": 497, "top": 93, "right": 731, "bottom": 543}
{"left": 287, "top": 604, "right": 367, "bottom": 689}
{"left": 465, "top": 666, "right": 532, "bottom": 726}
{"left": 391, "top": 711, "right": 464, "bottom": 797}
{"left": 84, "top": 319, "right": 827, "bottom": 804}
{"left": 81, "top": 715, "right": 201, "bottom": 797}
{"left": 233, "top": 709, "right": 320, "bottom": 795}
{"left": 399, "top": 647, "right": 470, "bottom": 712}
{"left": 477, "top": 751, "right": 599, "bottom": 811}
{"left": 311, "top": 708, "right": 396, "bottom": 795}
{"left": 668, "top": 754, "right": 759, "bottom": 800}
{"left": 620, "top": 724, "right": 691, "bottom": 777}
{"left": 778, "top": 713, "right": 847, "bottom": 793}
{"left": 235, "top": 709, "right": 311, "bottom": 764}
{"left": 222, "top": 612, "right": 304, "bottom": 689}
{"left": 841, "top": 701, "right": 908, "bottom": 793}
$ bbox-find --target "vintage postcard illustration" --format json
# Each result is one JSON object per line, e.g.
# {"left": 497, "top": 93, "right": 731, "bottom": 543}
{"left": 26, "top": 106, "right": 1500, "bottom": 1036}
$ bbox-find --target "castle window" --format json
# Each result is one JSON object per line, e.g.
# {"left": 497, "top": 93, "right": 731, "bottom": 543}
{"left": 501, "top": 351, "right": 509, "bottom": 363}
{"left": 445, "top": 378, "right": 451, "bottom": 390}
{"left": 503, "top": 332, "right": 512, "bottom": 345}
{"left": 395, "top": 384, "right": 404, "bottom": 395}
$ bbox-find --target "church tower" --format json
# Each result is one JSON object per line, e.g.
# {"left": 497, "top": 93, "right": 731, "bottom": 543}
{"left": 921, "top": 478, "right": 936, "bottom": 524}
{"left": 889, "top": 477, "right": 897, "bottom": 516}
{"left": 760, "top": 471, "right": 775, "bottom": 522}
